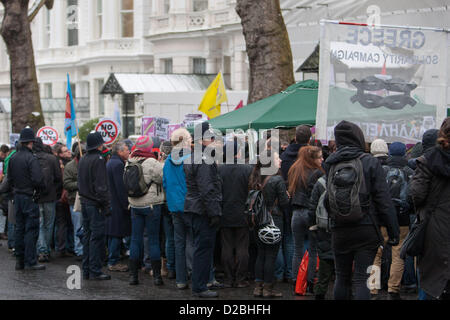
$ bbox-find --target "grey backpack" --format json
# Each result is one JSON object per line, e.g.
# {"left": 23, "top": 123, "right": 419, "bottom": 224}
{"left": 315, "top": 177, "right": 330, "bottom": 231}
{"left": 327, "top": 154, "right": 369, "bottom": 225}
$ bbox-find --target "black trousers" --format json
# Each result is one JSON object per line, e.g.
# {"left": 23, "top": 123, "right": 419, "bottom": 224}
{"left": 55, "top": 201, "right": 73, "bottom": 253}
{"left": 220, "top": 227, "right": 249, "bottom": 285}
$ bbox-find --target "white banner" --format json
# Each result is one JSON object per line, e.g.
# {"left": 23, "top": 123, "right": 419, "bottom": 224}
{"left": 316, "top": 20, "right": 448, "bottom": 143}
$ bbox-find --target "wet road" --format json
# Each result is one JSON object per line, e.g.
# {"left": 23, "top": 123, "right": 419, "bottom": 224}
{"left": 0, "top": 239, "right": 417, "bottom": 300}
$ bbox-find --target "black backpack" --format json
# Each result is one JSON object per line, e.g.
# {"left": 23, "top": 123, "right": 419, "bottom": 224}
{"left": 123, "top": 159, "right": 152, "bottom": 198}
{"left": 382, "top": 165, "right": 409, "bottom": 213}
{"left": 35, "top": 153, "right": 53, "bottom": 197}
{"left": 245, "top": 177, "right": 273, "bottom": 229}
{"left": 327, "top": 154, "right": 369, "bottom": 224}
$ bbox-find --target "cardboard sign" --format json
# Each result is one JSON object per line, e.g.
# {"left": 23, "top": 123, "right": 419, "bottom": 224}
{"left": 168, "top": 124, "right": 182, "bottom": 141}
{"left": 95, "top": 118, "right": 119, "bottom": 145}
{"left": 37, "top": 126, "right": 59, "bottom": 146}
{"left": 141, "top": 117, "right": 156, "bottom": 137}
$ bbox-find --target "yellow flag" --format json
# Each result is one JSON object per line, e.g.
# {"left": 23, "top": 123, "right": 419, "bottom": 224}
{"left": 198, "top": 72, "right": 227, "bottom": 119}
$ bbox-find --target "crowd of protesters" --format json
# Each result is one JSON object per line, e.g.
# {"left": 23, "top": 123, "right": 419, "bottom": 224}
{"left": 0, "top": 116, "right": 449, "bottom": 300}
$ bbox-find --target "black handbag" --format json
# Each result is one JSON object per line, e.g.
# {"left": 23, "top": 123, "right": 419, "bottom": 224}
{"left": 399, "top": 214, "right": 428, "bottom": 259}
{"left": 400, "top": 178, "right": 446, "bottom": 259}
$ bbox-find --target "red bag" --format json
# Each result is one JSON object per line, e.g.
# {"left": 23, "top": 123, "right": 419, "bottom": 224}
{"left": 295, "top": 251, "right": 320, "bottom": 295}
{"left": 295, "top": 251, "right": 309, "bottom": 295}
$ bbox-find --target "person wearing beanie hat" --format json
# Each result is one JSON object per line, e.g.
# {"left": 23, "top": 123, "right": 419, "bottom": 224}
{"left": 126, "top": 135, "right": 165, "bottom": 286}
{"left": 372, "top": 140, "right": 414, "bottom": 300}
{"left": 218, "top": 137, "right": 253, "bottom": 288}
{"left": 408, "top": 129, "right": 439, "bottom": 170}
{"left": 77, "top": 131, "right": 111, "bottom": 280}
{"left": 371, "top": 139, "right": 389, "bottom": 158}
{"left": 409, "top": 117, "right": 450, "bottom": 300}
{"left": 7, "top": 127, "right": 46, "bottom": 270}
{"left": 323, "top": 120, "right": 399, "bottom": 300}
{"left": 184, "top": 120, "right": 223, "bottom": 298}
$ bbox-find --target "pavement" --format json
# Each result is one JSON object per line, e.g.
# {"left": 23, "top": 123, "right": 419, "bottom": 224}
{"left": 0, "top": 239, "right": 418, "bottom": 300}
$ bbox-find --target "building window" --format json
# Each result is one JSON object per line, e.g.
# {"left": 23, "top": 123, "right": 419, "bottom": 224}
{"left": 97, "top": 79, "right": 104, "bottom": 115}
{"left": 193, "top": 58, "right": 206, "bottom": 74}
{"left": 44, "top": 83, "right": 52, "bottom": 98}
{"left": 121, "top": 0, "right": 134, "bottom": 38}
{"left": 44, "top": 8, "right": 51, "bottom": 48}
{"left": 95, "top": 0, "right": 103, "bottom": 39}
{"left": 163, "top": 58, "right": 173, "bottom": 74}
{"left": 67, "top": 0, "right": 78, "bottom": 46}
{"left": 193, "top": 0, "right": 208, "bottom": 12}
{"left": 163, "top": 0, "right": 170, "bottom": 14}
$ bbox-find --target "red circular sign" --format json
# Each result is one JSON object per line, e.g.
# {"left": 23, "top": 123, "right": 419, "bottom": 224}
{"left": 95, "top": 119, "right": 119, "bottom": 145}
{"left": 37, "top": 126, "right": 59, "bottom": 146}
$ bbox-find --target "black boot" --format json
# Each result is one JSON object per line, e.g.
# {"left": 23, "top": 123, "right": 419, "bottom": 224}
{"left": 129, "top": 259, "right": 139, "bottom": 285}
{"left": 151, "top": 260, "right": 164, "bottom": 286}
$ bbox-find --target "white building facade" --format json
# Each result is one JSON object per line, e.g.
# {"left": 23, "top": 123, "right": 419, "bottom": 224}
{"left": 0, "top": 0, "right": 449, "bottom": 144}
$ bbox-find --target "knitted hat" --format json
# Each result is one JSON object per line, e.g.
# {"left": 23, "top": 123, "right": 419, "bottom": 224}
{"left": 370, "top": 138, "right": 388, "bottom": 157}
{"left": 135, "top": 135, "right": 153, "bottom": 153}
{"left": 170, "top": 128, "right": 192, "bottom": 146}
{"left": 389, "top": 142, "right": 406, "bottom": 157}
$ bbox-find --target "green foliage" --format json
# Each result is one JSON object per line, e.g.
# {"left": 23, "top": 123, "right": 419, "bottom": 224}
{"left": 78, "top": 118, "right": 99, "bottom": 142}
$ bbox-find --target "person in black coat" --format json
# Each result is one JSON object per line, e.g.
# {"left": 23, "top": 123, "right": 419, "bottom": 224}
{"left": 106, "top": 141, "right": 131, "bottom": 272}
{"left": 7, "top": 128, "right": 45, "bottom": 270}
{"left": 218, "top": 139, "right": 253, "bottom": 288}
{"left": 33, "top": 138, "right": 62, "bottom": 263}
{"left": 323, "top": 120, "right": 399, "bottom": 300}
{"left": 78, "top": 132, "right": 111, "bottom": 281}
{"left": 410, "top": 117, "right": 450, "bottom": 300}
{"left": 183, "top": 121, "right": 222, "bottom": 298}
{"left": 249, "top": 151, "right": 290, "bottom": 298}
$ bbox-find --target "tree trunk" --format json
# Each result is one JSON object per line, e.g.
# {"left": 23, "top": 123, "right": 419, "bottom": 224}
{"left": 236, "top": 0, "right": 295, "bottom": 104}
{"left": 1, "top": 0, "right": 45, "bottom": 133}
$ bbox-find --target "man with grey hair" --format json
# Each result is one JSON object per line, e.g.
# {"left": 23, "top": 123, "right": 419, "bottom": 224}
{"left": 106, "top": 141, "right": 131, "bottom": 272}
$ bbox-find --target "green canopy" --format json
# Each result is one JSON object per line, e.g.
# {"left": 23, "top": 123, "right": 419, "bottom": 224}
{"left": 209, "top": 80, "right": 318, "bottom": 132}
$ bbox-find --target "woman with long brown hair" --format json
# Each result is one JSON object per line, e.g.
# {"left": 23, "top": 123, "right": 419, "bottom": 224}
{"left": 288, "top": 146, "right": 324, "bottom": 294}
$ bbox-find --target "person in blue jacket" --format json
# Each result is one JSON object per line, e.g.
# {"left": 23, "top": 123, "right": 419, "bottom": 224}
{"left": 163, "top": 128, "right": 193, "bottom": 290}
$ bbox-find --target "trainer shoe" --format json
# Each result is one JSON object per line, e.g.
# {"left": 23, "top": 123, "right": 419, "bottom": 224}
{"left": 192, "top": 290, "right": 218, "bottom": 298}
{"left": 108, "top": 264, "right": 129, "bottom": 272}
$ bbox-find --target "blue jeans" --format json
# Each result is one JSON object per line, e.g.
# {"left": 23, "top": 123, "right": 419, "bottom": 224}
{"left": 163, "top": 212, "right": 175, "bottom": 272}
{"left": 81, "top": 204, "right": 106, "bottom": 276}
{"left": 37, "top": 202, "right": 56, "bottom": 254}
{"left": 334, "top": 247, "right": 378, "bottom": 300}
{"left": 70, "top": 206, "right": 83, "bottom": 256}
{"left": 275, "top": 225, "right": 294, "bottom": 280}
{"left": 173, "top": 213, "right": 194, "bottom": 285}
{"left": 185, "top": 212, "right": 217, "bottom": 293}
{"left": 291, "top": 209, "right": 318, "bottom": 282}
{"left": 14, "top": 194, "right": 40, "bottom": 267}
{"left": 8, "top": 221, "right": 15, "bottom": 249}
{"left": 130, "top": 206, "right": 161, "bottom": 262}
{"left": 108, "top": 236, "right": 122, "bottom": 266}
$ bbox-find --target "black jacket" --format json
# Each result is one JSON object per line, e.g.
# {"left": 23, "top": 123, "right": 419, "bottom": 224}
{"left": 411, "top": 147, "right": 450, "bottom": 299}
{"left": 33, "top": 141, "right": 62, "bottom": 203}
{"left": 308, "top": 178, "right": 333, "bottom": 260}
{"left": 106, "top": 155, "right": 131, "bottom": 237}
{"left": 280, "top": 143, "right": 307, "bottom": 181}
{"left": 324, "top": 146, "right": 399, "bottom": 241}
{"left": 7, "top": 146, "right": 44, "bottom": 197}
{"left": 262, "top": 175, "right": 290, "bottom": 218}
{"left": 77, "top": 150, "right": 110, "bottom": 209}
{"left": 218, "top": 163, "right": 253, "bottom": 228}
{"left": 384, "top": 155, "right": 415, "bottom": 226}
{"left": 183, "top": 150, "right": 222, "bottom": 217}
{"left": 290, "top": 168, "right": 324, "bottom": 212}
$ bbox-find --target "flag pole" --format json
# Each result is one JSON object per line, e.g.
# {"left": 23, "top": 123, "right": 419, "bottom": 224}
{"left": 76, "top": 129, "right": 83, "bottom": 157}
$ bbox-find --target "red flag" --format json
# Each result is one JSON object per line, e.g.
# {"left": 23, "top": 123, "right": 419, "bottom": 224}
{"left": 234, "top": 100, "right": 244, "bottom": 110}
{"left": 381, "top": 60, "right": 387, "bottom": 75}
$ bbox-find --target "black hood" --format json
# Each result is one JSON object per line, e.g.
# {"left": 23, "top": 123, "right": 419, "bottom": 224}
{"left": 280, "top": 143, "right": 307, "bottom": 161}
{"left": 334, "top": 120, "right": 366, "bottom": 151}
{"left": 386, "top": 155, "right": 408, "bottom": 168}
{"left": 424, "top": 146, "right": 450, "bottom": 178}
{"left": 325, "top": 145, "right": 365, "bottom": 166}
{"left": 422, "top": 129, "right": 439, "bottom": 153}
{"left": 32, "top": 138, "right": 45, "bottom": 153}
